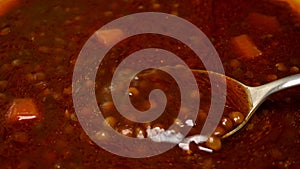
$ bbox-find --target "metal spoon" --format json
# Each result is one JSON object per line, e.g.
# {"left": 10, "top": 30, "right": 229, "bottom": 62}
{"left": 178, "top": 70, "right": 300, "bottom": 152}
{"left": 192, "top": 70, "right": 300, "bottom": 139}
{"left": 220, "top": 72, "right": 300, "bottom": 138}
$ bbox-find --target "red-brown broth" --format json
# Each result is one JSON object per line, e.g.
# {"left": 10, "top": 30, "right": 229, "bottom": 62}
{"left": 0, "top": 0, "right": 300, "bottom": 168}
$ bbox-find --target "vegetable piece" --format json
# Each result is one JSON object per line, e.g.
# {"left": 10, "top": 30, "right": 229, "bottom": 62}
{"left": 95, "top": 29, "right": 124, "bottom": 47}
{"left": 247, "top": 12, "right": 281, "bottom": 33}
{"left": 6, "top": 98, "right": 40, "bottom": 122}
{"left": 278, "top": 0, "right": 300, "bottom": 15}
{"left": 231, "top": 34, "right": 262, "bottom": 59}
{"left": 0, "top": 0, "right": 19, "bottom": 16}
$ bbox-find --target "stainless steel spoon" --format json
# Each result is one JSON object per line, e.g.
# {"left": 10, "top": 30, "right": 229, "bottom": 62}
{"left": 191, "top": 70, "right": 300, "bottom": 138}
{"left": 221, "top": 72, "right": 300, "bottom": 138}
{"left": 179, "top": 70, "right": 300, "bottom": 152}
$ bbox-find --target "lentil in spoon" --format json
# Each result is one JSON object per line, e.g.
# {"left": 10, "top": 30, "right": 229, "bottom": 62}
{"left": 180, "top": 70, "right": 300, "bottom": 152}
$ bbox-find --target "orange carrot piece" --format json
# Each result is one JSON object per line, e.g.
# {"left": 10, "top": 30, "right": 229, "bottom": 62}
{"left": 231, "top": 34, "right": 262, "bottom": 59}
{"left": 0, "top": 0, "right": 19, "bottom": 16}
{"left": 6, "top": 98, "right": 41, "bottom": 122}
{"left": 278, "top": 0, "right": 300, "bottom": 16}
{"left": 95, "top": 29, "right": 124, "bottom": 47}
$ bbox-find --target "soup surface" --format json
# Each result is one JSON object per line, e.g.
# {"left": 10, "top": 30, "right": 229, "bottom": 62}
{"left": 0, "top": 0, "right": 300, "bottom": 168}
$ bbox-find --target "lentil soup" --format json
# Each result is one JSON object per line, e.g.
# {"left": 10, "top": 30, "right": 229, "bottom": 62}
{"left": 0, "top": 0, "right": 300, "bottom": 168}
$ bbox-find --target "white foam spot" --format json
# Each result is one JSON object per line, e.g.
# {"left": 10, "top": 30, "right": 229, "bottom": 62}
{"left": 146, "top": 126, "right": 184, "bottom": 143}
{"left": 185, "top": 119, "right": 194, "bottom": 126}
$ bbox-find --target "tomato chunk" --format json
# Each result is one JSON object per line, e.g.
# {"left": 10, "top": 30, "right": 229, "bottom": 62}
{"left": 6, "top": 98, "right": 41, "bottom": 122}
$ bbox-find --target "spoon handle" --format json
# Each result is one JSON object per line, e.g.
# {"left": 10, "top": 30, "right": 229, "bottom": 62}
{"left": 247, "top": 73, "right": 300, "bottom": 109}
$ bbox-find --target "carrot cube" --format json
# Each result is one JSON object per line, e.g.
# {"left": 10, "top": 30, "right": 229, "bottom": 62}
{"left": 278, "top": 0, "right": 300, "bottom": 16}
{"left": 231, "top": 34, "right": 262, "bottom": 59}
{"left": 0, "top": 0, "right": 19, "bottom": 16}
{"left": 6, "top": 98, "right": 41, "bottom": 122}
{"left": 95, "top": 29, "right": 124, "bottom": 47}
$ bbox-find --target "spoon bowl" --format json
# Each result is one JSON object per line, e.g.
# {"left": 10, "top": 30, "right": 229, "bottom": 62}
{"left": 222, "top": 72, "right": 300, "bottom": 138}
{"left": 191, "top": 69, "right": 300, "bottom": 139}
{"left": 179, "top": 70, "right": 300, "bottom": 152}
